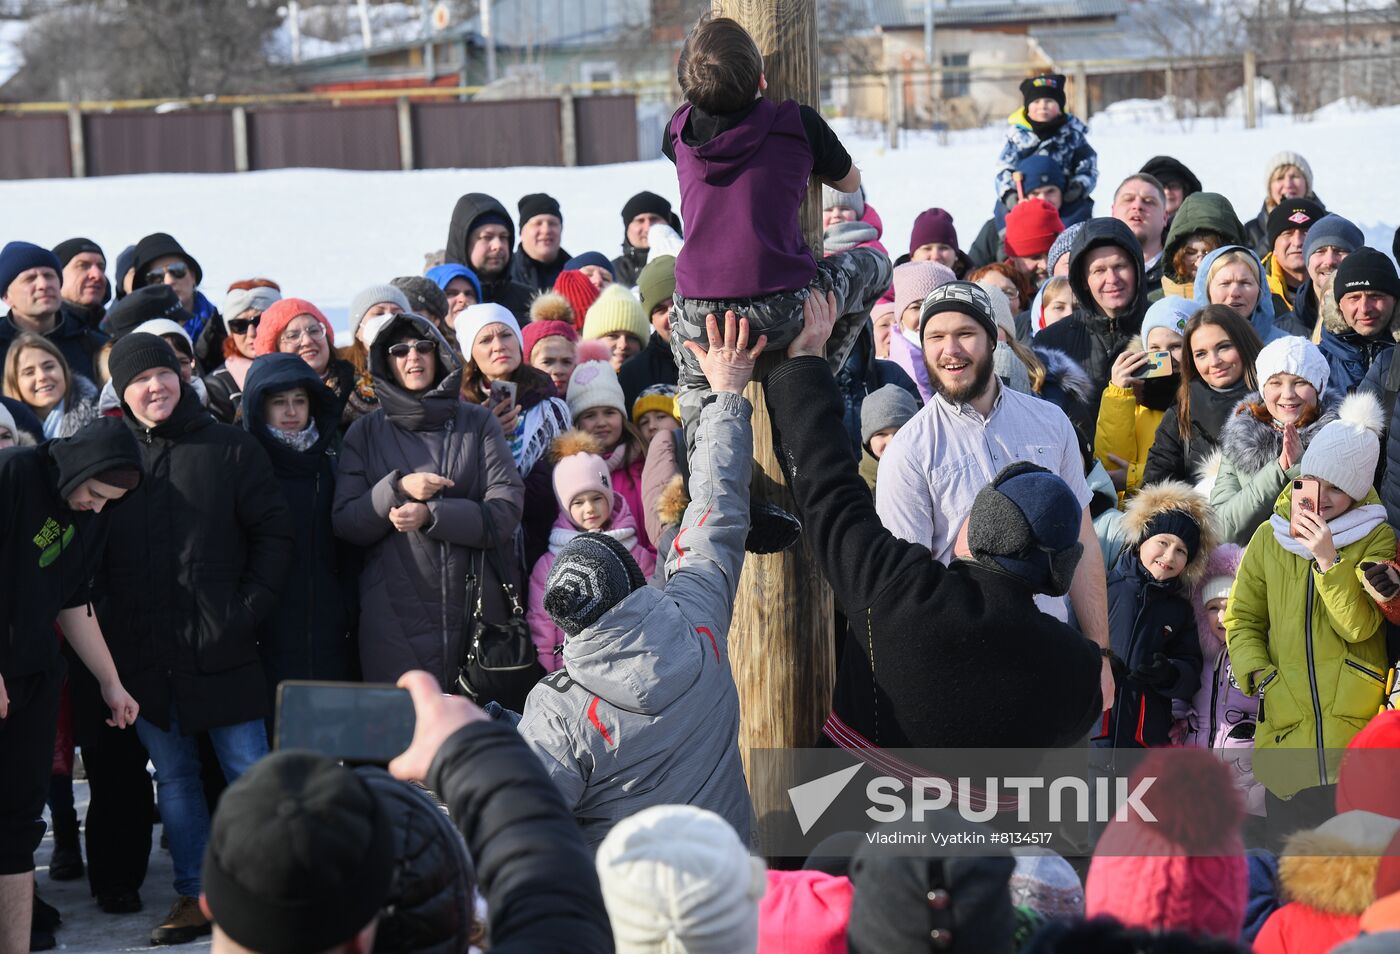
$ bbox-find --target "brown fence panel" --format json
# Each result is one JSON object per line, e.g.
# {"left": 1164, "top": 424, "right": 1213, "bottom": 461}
{"left": 0, "top": 115, "right": 71, "bottom": 179}
{"left": 85, "top": 112, "right": 234, "bottom": 176}
{"left": 412, "top": 99, "right": 562, "bottom": 169}
{"left": 248, "top": 104, "right": 400, "bottom": 171}
{"left": 574, "top": 95, "right": 639, "bottom": 166}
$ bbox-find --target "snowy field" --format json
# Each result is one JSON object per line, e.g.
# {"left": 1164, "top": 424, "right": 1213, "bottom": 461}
{"left": 0, "top": 99, "right": 1396, "bottom": 331}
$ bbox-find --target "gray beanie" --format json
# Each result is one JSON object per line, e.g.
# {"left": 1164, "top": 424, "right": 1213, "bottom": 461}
{"left": 544, "top": 532, "right": 646, "bottom": 636}
{"left": 860, "top": 383, "right": 919, "bottom": 447}
{"left": 822, "top": 184, "right": 865, "bottom": 218}
{"left": 1304, "top": 213, "right": 1364, "bottom": 264}
{"left": 349, "top": 284, "right": 412, "bottom": 339}
{"left": 1047, "top": 222, "right": 1083, "bottom": 276}
{"left": 1265, "top": 150, "right": 1313, "bottom": 195}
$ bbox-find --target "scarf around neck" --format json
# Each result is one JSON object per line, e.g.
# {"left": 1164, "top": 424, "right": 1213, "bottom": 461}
{"left": 267, "top": 420, "right": 321, "bottom": 453}
{"left": 1269, "top": 503, "right": 1387, "bottom": 560}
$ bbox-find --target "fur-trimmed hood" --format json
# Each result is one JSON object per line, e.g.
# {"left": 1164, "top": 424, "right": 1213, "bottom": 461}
{"left": 1319, "top": 271, "right": 1400, "bottom": 341}
{"left": 656, "top": 473, "right": 689, "bottom": 528}
{"left": 1217, "top": 388, "right": 1344, "bottom": 475}
{"left": 1033, "top": 345, "right": 1094, "bottom": 406}
{"left": 1190, "top": 543, "right": 1242, "bottom": 656}
{"left": 1120, "top": 480, "right": 1219, "bottom": 587}
{"left": 1279, "top": 811, "right": 1400, "bottom": 916}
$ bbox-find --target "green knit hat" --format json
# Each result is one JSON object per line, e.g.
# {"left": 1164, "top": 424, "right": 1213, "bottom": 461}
{"left": 637, "top": 255, "right": 677, "bottom": 318}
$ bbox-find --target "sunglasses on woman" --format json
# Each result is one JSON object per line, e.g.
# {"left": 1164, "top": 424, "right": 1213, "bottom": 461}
{"left": 145, "top": 263, "right": 190, "bottom": 284}
{"left": 227, "top": 316, "right": 260, "bottom": 335}
{"left": 387, "top": 340, "right": 435, "bottom": 358}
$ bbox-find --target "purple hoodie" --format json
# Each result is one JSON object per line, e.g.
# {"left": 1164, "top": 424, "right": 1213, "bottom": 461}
{"left": 670, "top": 98, "right": 817, "bottom": 299}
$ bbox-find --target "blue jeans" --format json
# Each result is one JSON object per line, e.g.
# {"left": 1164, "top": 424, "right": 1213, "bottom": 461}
{"left": 135, "top": 708, "right": 268, "bottom": 897}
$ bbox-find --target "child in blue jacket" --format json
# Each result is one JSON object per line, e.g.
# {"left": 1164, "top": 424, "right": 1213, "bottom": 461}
{"left": 996, "top": 74, "right": 1098, "bottom": 223}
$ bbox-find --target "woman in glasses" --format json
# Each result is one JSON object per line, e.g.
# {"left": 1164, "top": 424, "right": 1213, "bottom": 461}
{"left": 333, "top": 313, "right": 525, "bottom": 689}
{"left": 253, "top": 298, "right": 358, "bottom": 437}
{"left": 204, "top": 281, "right": 281, "bottom": 424}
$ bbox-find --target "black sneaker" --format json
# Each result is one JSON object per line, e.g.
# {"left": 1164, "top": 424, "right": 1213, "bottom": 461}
{"left": 48, "top": 842, "right": 84, "bottom": 881}
{"left": 30, "top": 924, "right": 55, "bottom": 952}
{"left": 31, "top": 892, "right": 60, "bottom": 931}
{"left": 150, "top": 896, "right": 211, "bottom": 946}
{"left": 97, "top": 890, "right": 143, "bottom": 914}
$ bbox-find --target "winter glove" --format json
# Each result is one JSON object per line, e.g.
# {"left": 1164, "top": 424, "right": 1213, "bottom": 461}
{"left": 1001, "top": 190, "right": 1019, "bottom": 212}
{"left": 1361, "top": 561, "right": 1400, "bottom": 602}
{"left": 1063, "top": 182, "right": 1087, "bottom": 207}
{"left": 1130, "top": 652, "right": 1178, "bottom": 690}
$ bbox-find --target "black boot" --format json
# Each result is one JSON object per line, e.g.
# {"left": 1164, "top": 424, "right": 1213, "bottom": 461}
{"left": 47, "top": 773, "right": 84, "bottom": 881}
{"left": 32, "top": 888, "right": 60, "bottom": 950}
{"left": 745, "top": 502, "right": 802, "bottom": 554}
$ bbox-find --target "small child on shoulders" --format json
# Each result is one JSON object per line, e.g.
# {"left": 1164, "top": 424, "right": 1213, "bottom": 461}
{"left": 995, "top": 74, "right": 1098, "bottom": 223}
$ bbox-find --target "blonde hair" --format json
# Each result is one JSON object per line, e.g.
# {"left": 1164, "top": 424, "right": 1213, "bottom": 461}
{"left": 1005, "top": 337, "right": 1047, "bottom": 392}
{"left": 3, "top": 333, "right": 74, "bottom": 408}
{"left": 1204, "top": 250, "right": 1260, "bottom": 295}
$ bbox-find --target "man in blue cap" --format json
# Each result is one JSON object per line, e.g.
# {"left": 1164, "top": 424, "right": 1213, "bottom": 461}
{"left": 0, "top": 241, "right": 107, "bottom": 382}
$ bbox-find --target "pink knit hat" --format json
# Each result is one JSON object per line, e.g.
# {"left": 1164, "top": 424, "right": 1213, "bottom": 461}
{"left": 758, "top": 870, "right": 851, "bottom": 954}
{"left": 522, "top": 319, "right": 578, "bottom": 363}
{"left": 550, "top": 431, "right": 612, "bottom": 513}
{"left": 892, "top": 261, "right": 956, "bottom": 325}
{"left": 255, "top": 298, "right": 335, "bottom": 356}
{"left": 1085, "top": 748, "right": 1248, "bottom": 941}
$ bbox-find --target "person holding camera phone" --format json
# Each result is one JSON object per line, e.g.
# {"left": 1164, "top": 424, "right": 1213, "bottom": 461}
{"left": 1225, "top": 395, "right": 1394, "bottom": 844}
{"left": 333, "top": 314, "right": 525, "bottom": 695}
{"left": 456, "top": 303, "right": 571, "bottom": 568}
{"left": 1095, "top": 296, "right": 1196, "bottom": 503}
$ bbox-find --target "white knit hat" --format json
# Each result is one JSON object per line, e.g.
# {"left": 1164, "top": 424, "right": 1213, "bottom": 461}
{"left": 132, "top": 318, "right": 193, "bottom": 352}
{"left": 454, "top": 302, "right": 523, "bottom": 353}
{"left": 596, "top": 805, "right": 767, "bottom": 954}
{"left": 1200, "top": 574, "right": 1235, "bottom": 606}
{"left": 1265, "top": 151, "right": 1314, "bottom": 196}
{"left": 1254, "top": 335, "right": 1330, "bottom": 397}
{"left": 1299, "top": 392, "right": 1385, "bottom": 502}
{"left": 566, "top": 359, "right": 627, "bottom": 422}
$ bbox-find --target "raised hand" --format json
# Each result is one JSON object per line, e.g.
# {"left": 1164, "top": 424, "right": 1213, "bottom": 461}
{"left": 681, "top": 311, "right": 767, "bottom": 395}
{"left": 388, "top": 670, "right": 487, "bottom": 783}
{"left": 788, "top": 290, "right": 839, "bottom": 359}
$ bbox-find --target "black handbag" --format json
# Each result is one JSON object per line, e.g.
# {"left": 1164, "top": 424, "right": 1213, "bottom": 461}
{"left": 456, "top": 544, "right": 544, "bottom": 710}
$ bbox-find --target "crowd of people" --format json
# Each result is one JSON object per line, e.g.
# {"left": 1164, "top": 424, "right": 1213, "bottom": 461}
{"left": 5, "top": 13, "right": 1400, "bottom": 954}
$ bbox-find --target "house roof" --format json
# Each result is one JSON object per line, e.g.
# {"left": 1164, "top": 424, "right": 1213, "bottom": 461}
{"left": 870, "top": 0, "right": 1128, "bottom": 29}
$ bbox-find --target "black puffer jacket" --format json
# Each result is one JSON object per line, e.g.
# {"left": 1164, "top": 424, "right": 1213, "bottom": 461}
{"left": 331, "top": 315, "right": 524, "bottom": 687}
{"left": 425, "top": 721, "right": 613, "bottom": 953}
{"left": 96, "top": 385, "right": 293, "bottom": 733}
{"left": 1, "top": 418, "right": 140, "bottom": 678}
{"left": 1141, "top": 377, "right": 1250, "bottom": 486}
{"left": 611, "top": 241, "right": 649, "bottom": 288}
{"left": 443, "top": 194, "right": 535, "bottom": 322}
{"left": 508, "top": 245, "right": 570, "bottom": 293}
{"left": 354, "top": 767, "right": 475, "bottom": 954}
{"left": 0, "top": 309, "right": 107, "bottom": 384}
{"left": 1034, "top": 218, "right": 1149, "bottom": 408}
{"left": 766, "top": 356, "right": 1102, "bottom": 749}
{"left": 243, "top": 354, "right": 358, "bottom": 699}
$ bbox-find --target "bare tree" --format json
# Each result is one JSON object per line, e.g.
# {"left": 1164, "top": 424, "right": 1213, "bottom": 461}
{"left": 1130, "top": 0, "right": 1248, "bottom": 119}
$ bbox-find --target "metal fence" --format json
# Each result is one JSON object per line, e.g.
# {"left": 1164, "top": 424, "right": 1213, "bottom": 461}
{"left": 0, "top": 91, "right": 640, "bottom": 179}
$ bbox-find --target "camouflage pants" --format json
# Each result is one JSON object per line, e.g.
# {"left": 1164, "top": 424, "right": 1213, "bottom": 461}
{"left": 669, "top": 247, "right": 893, "bottom": 434}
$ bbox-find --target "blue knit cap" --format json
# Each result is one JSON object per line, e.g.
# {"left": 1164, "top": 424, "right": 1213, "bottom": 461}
{"left": 563, "top": 251, "right": 615, "bottom": 276}
{"left": 0, "top": 241, "right": 62, "bottom": 297}
{"left": 1016, "top": 155, "right": 1067, "bottom": 194}
{"left": 1139, "top": 296, "right": 1199, "bottom": 347}
{"left": 966, "top": 463, "right": 1083, "bottom": 596}
{"left": 1304, "top": 213, "right": 1364, "bottom": 264}
{"left": 425, "top": 263, "right": 483, "bottom": 302}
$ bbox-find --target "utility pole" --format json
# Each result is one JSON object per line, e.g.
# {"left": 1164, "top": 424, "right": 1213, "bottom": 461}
{"left": 357, "top": 0, "right": 373, "bottom": 50}
{"left": 420, "top": 0, "right": 435, "bottom": 79}
{"left": 710, "top": 0, "right": 834, "bottom": 814}
{"left": 482, "top": 0, "right": 497, "bottom": 83}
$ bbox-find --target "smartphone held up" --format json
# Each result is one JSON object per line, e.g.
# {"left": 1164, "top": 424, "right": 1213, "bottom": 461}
{"left": 275, "top": 681, "right": 415, "bottom": 765}
{"left": 1290, "top": 478, "right": 1322, "bottom": 538}
{"left": 1132, "top": 351, "right": 1174, "bottom": 380}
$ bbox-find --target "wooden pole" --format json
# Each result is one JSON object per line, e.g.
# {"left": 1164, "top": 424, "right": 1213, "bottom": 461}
{"left": 710, "top": 0, "right": 834, "bottom": 827}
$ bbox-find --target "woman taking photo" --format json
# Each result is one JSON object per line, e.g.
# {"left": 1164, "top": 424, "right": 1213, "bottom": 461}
{"left": 332, "top": 314, "right": 524, "bottom": 695}
{"left": 456, "top": 303, "right": 571, "bottom": 567}
{"left": 2, "top": 334, "right": 101, "bottom": 439}
{"left": 1143, "top": 306, "right": 1264, "bottom": 488}
{"left": 204, "top": 280, "right": 281, "bottom": 424}
{"left": 1210, "top": 335, "right": 1342, "bottom": 545}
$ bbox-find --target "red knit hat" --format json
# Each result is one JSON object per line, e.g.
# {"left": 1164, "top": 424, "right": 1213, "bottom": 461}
{"left": 1085, "top": 749, "right": 1247, "bottom": 941}
{"left": 1004, "top": 198, "right": 1065, "bottom": 258}
{"left": 1336, "top": 710, "right": 1400, "bottom": 819}
{"left": 522, "top": 319, "right": 578, "bottom": 363}
{"left": 553, "top": 270, "right": 600, "bottom": 333}
{"left": 255, "top": 297, "right": 335, "bottom": 356}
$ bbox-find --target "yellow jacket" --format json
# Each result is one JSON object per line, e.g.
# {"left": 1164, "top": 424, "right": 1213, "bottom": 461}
{"left": 1094, "top": 384, "right": 1165, "bottom": 505}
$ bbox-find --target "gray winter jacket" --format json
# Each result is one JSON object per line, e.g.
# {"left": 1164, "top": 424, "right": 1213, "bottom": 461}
{"left": 332, "top": 314, "right": 525, "bottom": 685}
{"left": 518, "top": 390, "right": 754, "bottom": 849}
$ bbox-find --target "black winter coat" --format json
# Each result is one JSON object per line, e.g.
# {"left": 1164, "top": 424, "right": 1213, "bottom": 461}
{"left": 508, "top": 245, "right": 569, "bottom": 293}
{"left": 617, "top": 333, "right": 679, "bottom": 410}
{"left": 1034, "top": 218, "right": 1150, "bottom": 412}
{"left": 95, "top": 387, "right": 293, "bottom": 734}
{"left": 766, "top": 356, "right": 1102, "bottom": 749}
{"left": 0, "top": 310, "right": 107, "bottom": 384}
{"left": 0, "top": 418, "right": 139, "bottom": 678}
{"left": 1092, "top": 550, "right": 1201, "bottom": 750}
{"left": 426, "top": 721, "right": 613, "bottom": 953}
{"left": 1141, "top": 378, "right": 1250, "bottom": 486}
{"left": 443, "top": 194, "right": 535, "bottom": 323}
{"left": 242, "top": 355, "right": 358, "bottom": 698}
{"left": 611, "top": 241, "right": 649, "bottom": 287}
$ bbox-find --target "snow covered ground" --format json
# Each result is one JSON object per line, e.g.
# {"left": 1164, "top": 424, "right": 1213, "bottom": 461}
{"left": 0, "top": 100, "right": 1395, "bottom": 330}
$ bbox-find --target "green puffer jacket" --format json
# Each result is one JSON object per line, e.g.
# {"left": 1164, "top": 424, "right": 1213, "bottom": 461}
{"left": 1158, "top": 192, "right": 1246, "bottom": 296}
{"left": 1224, "top": 483, "right": 1395, "bottom": 799}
